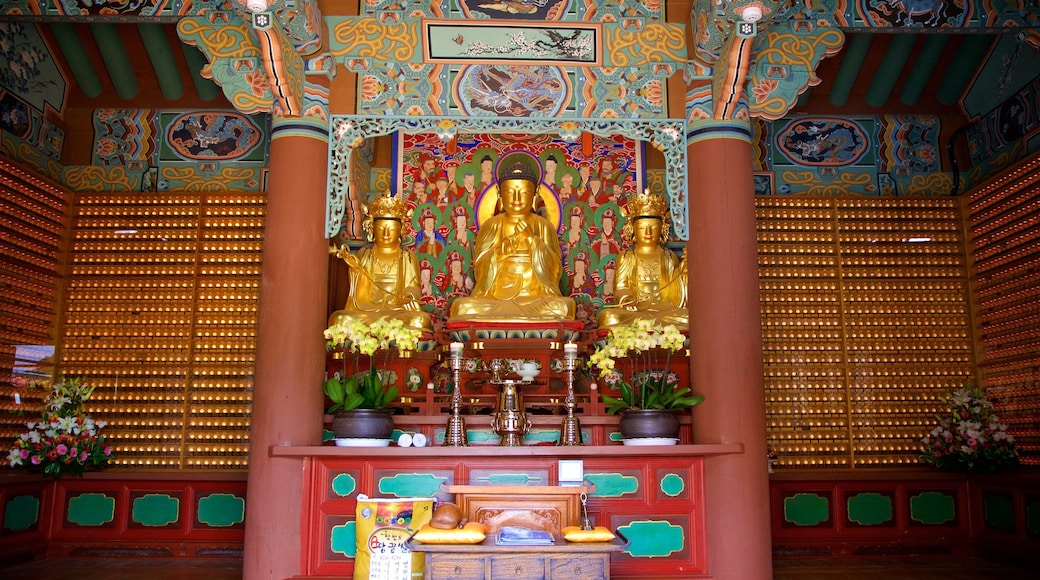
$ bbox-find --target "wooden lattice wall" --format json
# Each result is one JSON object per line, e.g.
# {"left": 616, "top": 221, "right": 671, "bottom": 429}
{"left": 758, "top": 196, "right": 976, "bottom": 468}
{"left": 59, "top": 192, "right": 264, "bottom": 469}
{"left": 966, "top": 154, "right": 1040, "bottom": 466}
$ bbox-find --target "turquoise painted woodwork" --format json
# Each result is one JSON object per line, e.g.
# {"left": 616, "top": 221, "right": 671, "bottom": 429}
{"left": 618, "top": 520, "right": 684, "bottom": 557}
{"left": 660, "top": 473, "right": 685, "bottom": 497}
{"left": 68, "top": 493, "right": 116, "bottom": 527}
{"left": 983, "top": 493, "right": 1015, "bottom": 532}
{"left": 846, "top": 492, "right": 892, "bottom": 526}
{"left": 377, "top": 473, "right": 446, "bottom": 498}
{"left": 332, "top": 473, "right": 358, "bottom": 497}
{"left": 132, "top": 494, "right": 180, "bottom": 527}
{"left": 1026, "top": 498, "right": 1040, "bottom": 538}
{"left": 3, "top": 494, "right": 39, "bottom": 532}
{"left": 197, "top": 493, "right": 245, "bottom": 527}
{"left": 909, "top": 491, "right": 955, "bottom": 525}
{"left": 476, "top": 473, "right": 541, "bottom": 485}
{"left": 330, "top": 521, "right": 357, "bottom": 558}
{"left": 585, "top": 473, "right": 638, "bottom": 498}
{"left": 783, "top": 493, "right": 829, "bottom": 526}
{"left": 525, "top": 429, "right": 560, "bottom": 444}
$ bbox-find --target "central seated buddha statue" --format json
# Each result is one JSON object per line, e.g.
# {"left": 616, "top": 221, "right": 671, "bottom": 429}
{"left": 449, "top": 160, "right": 575, "bottom": 323}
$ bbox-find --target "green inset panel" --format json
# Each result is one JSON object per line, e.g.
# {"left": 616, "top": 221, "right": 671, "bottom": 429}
{"left": 3, "top": 495, "right": 40, "bottom": 532}
{"left": 847, "top": 492, "right": 892, "bottom": 526}
{"left": 607, "top": 431, "right": 623, "bottom": 443}
{"left": 377, "top": 473, "right": 446, "bottom": 498}
{"left": 618, "top": 520, "right": 684, "bottom": 557}
{"left": 783, "top": 493, "right": 829, "bottom": 527}
{"left": 132, "top": 494, "right": 180, "bottom": 527}
{"left": 68, "top": 493, "right": 116, "bottom": 527}
{"left": 909, "top": 492, "right": 955, "bottom": 525}
{"left": 585, "top": 473, "right": 638, "bottom": 498}
{"left": 482, "top": 473, "right": 540, "bottom": 485}
{"left": 332, "top": 473, "right": 358, "bottom": 497}
{"left": 1026, "top": 498, "right": 1040, "bottom": 538}
{"left": 197, "top": 493, "right": 245, "bottom": 527}
{"left": 660, "top": 473, "right": 684, "bottom": 497}
{"left": 983, "top": 493, "right": 1015, "bottom": 533}
{"left": 526, "top": 429, "right": 559, "bottom": 444}
{"left": 330, "top": 522, "right": 357, "bottom": 558}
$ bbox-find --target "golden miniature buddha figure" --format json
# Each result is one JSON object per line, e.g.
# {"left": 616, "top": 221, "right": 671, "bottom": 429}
{"left": 597, "top": 189, "right": 688, "bottom": 330}
{"left": 449, "top": 161, "right": 575, "bottom": 322}
{"left": 328, "top": 192, "right": 432, "bottom": 332}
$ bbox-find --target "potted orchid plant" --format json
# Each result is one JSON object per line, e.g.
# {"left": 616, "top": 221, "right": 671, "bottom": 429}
{"left": 588, "top": 320, "right": 703, "bottom": 442}
{"left": 323, "top": 317, "right": 423, "bottom": 443}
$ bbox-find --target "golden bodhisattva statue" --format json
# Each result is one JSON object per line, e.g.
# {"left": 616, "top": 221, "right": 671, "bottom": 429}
{"left": 449, "top": 162, "right": 576, "bottom": 322}
{"left": 597, "top": 189, "right": 688, "bottom": 330}
{"left": 328, "top": 192, "right": 432, "bottom": 332}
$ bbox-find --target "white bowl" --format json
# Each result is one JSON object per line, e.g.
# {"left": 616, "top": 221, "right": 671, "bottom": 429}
{"left": 622, "top": 437, "right": 678, "bottom": 446}
{"left": 335, "top": 438, "right": 390, "bottom": 447}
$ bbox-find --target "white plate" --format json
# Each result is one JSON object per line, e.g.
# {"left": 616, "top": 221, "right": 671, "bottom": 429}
{"left": 622, "top": 437, "right": 679, "bottom": 446}
{"left": 334, "top": 438, "right": 390, "bottom": 447}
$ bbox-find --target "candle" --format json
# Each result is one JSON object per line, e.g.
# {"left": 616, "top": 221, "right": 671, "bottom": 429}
{"left": 564, "top": 342, "right": 577, "bottom": 358}
{"left": 450, "top": 342, "right": 464, "bottom": 357}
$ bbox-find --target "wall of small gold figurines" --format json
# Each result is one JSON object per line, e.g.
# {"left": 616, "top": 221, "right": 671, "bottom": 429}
{"left": 0, "top": 159, "right": 69, "bottom": 443}
{"left": 757, "top": 196, "right": 975, "bottom": 468}
{"left": 59, "top": 192, "right": 264, "bottom": 470}
{"left": 966, "top": 155, "right": 1040, "bottom": 467}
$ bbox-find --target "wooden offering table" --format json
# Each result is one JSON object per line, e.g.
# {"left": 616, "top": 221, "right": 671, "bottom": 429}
{"left": 408, "top": 534, "right": 628, "bottom": 580}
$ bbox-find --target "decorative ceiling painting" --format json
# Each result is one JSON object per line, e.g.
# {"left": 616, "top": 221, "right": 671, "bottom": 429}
{"left": 759, "top": 115, "right": 948, "bottom": 197}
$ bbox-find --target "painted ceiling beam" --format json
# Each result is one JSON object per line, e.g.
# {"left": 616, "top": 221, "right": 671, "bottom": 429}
{"left": 137, "top": 23, "right": 184, "bottom": 101}
{"left": 936, "top": 35, "right": 996, "bottom": 106}
{"left": 90, "top": 22, "right": 140, "bottom": 100}
{"left": 827, "top": 33, "right": 872, "bottom": 107}
{"left": 49, "top": 23, "right": 103, "bottom": 98}
{"left": 865, "top": 35, "right": 916, "bottom": 108}
{"left": 899, "top": 35, "right": 948, "bottom": 106}
{"left": 179, "top": 43, "right": 222, "bottom": 102}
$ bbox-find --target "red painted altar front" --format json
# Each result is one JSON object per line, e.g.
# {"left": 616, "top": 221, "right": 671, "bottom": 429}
{"left": 275, "top": 443, "right": 741, "bottom": 579}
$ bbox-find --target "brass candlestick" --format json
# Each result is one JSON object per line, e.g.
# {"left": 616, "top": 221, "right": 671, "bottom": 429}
{"left": 443, "top": 343, "right": 468, "bottom": 447}
{"left": 488, "top": 358, "right": 531, "bottom": 447}
{"left": 558, "top": 343, "right": 582, "bottom": 446}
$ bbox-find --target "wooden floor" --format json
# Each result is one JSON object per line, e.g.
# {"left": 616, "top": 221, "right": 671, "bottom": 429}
{"left": 0, "top": 555, "right": 1033, "bottom": 579}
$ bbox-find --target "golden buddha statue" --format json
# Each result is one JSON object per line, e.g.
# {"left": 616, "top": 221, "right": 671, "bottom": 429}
{"left": 597, "top": 189, "right": 688, "bottom": 330}
{"left": 449, "top": 161, "right": 575, "bottom": 322}
{"left": 328, "top": 192, "right": 432, "bottom": 332}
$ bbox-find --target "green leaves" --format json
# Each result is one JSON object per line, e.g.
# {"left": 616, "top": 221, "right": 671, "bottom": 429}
{"left": 323, "top": 367, "right": 398, "bottom": 413}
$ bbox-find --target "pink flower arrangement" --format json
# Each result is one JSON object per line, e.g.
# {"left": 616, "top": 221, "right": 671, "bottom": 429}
{"left": 920, "top": 384, "right": 1018, "bottom": 472}
{"left": 7, "top": 376, "right": 112, "bottom": 479}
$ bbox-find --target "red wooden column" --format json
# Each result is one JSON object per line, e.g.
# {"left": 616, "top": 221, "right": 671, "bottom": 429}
{"left": 243, "top": 118, "right": 329, "bottom": 580}
{"left": 686, "top": 121, "right": 772, "bottom": 579}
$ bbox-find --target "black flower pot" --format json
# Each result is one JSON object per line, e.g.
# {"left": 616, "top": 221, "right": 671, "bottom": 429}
{"left": 618, "top": 409, "right": 681, "bottom": 440}
{"left": 331, "top": 409, "right": 395, "bottom": 440}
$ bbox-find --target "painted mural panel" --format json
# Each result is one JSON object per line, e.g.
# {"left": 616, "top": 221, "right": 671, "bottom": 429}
{"left": 162, "top": 111, "right": 265, "bottom": 162}
{"left": 762, "top": 115, "right": 953, "bottom": 196}
{"left": 455, "top": 64, "right": 571, "bottom": 117}
{"left": 426, "top": 21, "right": 601, "bottom": 65}
{"left": 456, "top": 0, "right": 572, "bottom": 20}
{"left": 0, "top": 21, "right": 66, "bottom": 115}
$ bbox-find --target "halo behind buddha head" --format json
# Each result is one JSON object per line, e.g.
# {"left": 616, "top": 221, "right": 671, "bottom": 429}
{"left": 475, "top": 150, "right": 562, "bottom": 233}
